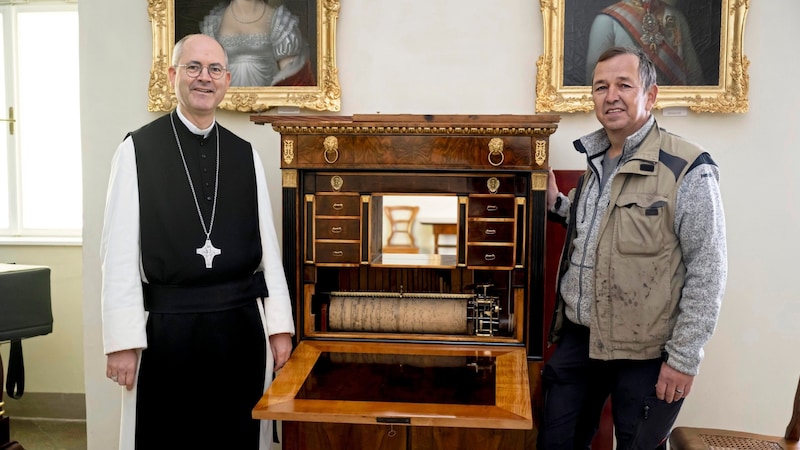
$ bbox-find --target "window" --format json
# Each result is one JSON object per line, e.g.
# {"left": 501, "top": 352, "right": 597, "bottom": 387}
{"left": 1, "top": 1, "right": 81, "bottom": 240}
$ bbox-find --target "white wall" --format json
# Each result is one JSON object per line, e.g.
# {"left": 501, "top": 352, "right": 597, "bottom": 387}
{"left": 80, "top": 1, "right": 800, "bottom": 448}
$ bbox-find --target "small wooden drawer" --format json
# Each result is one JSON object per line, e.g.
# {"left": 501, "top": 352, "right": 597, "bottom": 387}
{"left": 315, "top": 195, "right": 361, "bottom": 217}
{"left": 466, "top": 245, "right": 515, "bottom": 268}
{"left": 467, "top": 197, "right": 516, "bottom": 219}
{"left": 315, "top": 242, "right": 361, "bottom": 264}
{"left": 467, "top": 221, "right": 515, "bottom": 243}
{"left": 315, "top": 218, "right": 360, "bottom": 240}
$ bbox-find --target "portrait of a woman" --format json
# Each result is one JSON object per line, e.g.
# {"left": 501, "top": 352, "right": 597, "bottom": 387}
{"left": 199, "top": 0, "right": 315, "bottom": 87}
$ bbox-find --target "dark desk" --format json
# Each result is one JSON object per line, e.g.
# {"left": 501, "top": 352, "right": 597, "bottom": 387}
{"left": 0, "top": 264, "right": 52, "bottom": 342}
{"left": 0, "top": 263, "right": 52, "bottom": 447}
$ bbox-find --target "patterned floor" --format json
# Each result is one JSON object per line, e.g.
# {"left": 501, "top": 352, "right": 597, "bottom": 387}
{"left": 8, "top": 418, "right": 87, "bottom": 450}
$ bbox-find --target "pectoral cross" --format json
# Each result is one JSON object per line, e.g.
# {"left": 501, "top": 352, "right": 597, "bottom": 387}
{"left": 196, "top": 239, "right": 222, "bottom": 269}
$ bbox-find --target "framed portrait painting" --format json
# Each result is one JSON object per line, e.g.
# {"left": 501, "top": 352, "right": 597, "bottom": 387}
{"left": 536, "top": 0, "right": 749, "bottom": 113}
{"left": 148, "top": 0, "right": 340, "bottom": 113}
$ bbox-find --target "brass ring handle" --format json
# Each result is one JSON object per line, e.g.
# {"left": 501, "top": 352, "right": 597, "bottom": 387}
{"left": 488, "top": 151, "right": 504, "bottom": 167}
{"left": 486, "top": 205, "right": 498, "bottom": 212}
{"left": 324, "top": 148, "right": 339, "bottom": 164}
{"left": 331, "top": 226, "right": 343, "bottom": 233}
{"left": 485, "top": 229, "right": 496, "bottom": 235}
{"left": 488, "top": 138, "right": 504, "bottom": 167}
{"left": 323, "top": 136, "right": 339, "bottom": 164}
{"left": 332, "top": 250, "right": 344, "bottom": 257}
{"left": 332, "top": 203, "right": 344, "bottom": 210}
{"left": 484, "top": 254, "right": 496, "bottom": 261}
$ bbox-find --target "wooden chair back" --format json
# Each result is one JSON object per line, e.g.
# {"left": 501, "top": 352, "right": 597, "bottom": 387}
{"left": 670, "top": 376, "right": 800, "bottom": 449}
{"left": 384, "top": 205, "right": 420, "bottom": 251}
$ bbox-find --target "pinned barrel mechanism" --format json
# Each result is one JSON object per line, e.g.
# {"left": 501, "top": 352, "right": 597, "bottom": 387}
{"left": 467, "top": 283, "right": 502, "bottom": 336}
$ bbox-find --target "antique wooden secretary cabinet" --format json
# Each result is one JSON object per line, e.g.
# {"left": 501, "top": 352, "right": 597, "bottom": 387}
{"left": 250, "top": 114, "right": 560, "bottom": 450}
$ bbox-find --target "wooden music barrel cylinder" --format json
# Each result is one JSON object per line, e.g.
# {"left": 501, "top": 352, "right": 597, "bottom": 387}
{"left": 328, "top": 292, "right": 469, "bottom": 334}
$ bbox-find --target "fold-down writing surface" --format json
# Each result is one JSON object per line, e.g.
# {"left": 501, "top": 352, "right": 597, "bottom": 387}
{"left": 253, "top": 340, "right": 532, "bottom": 430}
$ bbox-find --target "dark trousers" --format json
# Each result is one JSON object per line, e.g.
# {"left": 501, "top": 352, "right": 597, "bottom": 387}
{"left": 538, "top": 321, "right": 683, "bottom": 450}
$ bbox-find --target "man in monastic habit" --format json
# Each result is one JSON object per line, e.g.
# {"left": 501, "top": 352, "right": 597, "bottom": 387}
{"left": 100, "top": 33, "right": 294, "bottom": 450}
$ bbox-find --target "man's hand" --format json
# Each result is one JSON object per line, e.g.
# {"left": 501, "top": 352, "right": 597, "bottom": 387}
{"left": 107, "top": 349, "right": 138, "bottom": 391}
{"left": 269, "top": 333, "right": 293, "bottom": 372}
{"left": 655, "top": 362, "right": 694, "bottom": 403}
{"left": 547, "top": 168, "right": 560, "bottom": 211}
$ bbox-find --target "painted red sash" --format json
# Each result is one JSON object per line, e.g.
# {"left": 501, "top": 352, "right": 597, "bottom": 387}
{"left": 601, "top": 2, "right": 688, "bottom": 84}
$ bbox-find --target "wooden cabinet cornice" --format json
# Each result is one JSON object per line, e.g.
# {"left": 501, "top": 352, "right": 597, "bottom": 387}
{"left": 252, "top": 114, "right": 560, "bottom": 171}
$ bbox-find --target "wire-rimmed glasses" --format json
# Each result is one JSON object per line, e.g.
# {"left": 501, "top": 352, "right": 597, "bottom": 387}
{"left": 175, "top": 63, "right": 228, "bottom": 80}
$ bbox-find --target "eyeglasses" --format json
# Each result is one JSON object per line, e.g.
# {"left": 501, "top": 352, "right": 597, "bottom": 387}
{"left": 175, "top": 63, "right": 228, "bottom": 80}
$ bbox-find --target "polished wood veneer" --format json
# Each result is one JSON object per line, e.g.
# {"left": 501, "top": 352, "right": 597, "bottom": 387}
{"left": 251, "top": 114, "right": 562, "bottom": 450}
{"left": 253, "top": 340, "right": 531, "bottom": 429}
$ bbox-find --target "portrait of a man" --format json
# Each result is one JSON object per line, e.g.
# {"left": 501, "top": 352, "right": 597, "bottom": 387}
{"left": 563, "top": 0, "right": 721, "bottom": 86}
{"left": 174, "top": 0, "right": 317, "bottom": 87}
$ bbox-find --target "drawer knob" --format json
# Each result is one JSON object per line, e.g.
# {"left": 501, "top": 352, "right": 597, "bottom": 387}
{"left": 332, "top": 203, "right": 344, "bottom": 210}
{"left": 486, "top": 205, "right": 498, "bottom": 212}
{"left": 484, "top": 253, "right": 496, "bottom": 261}
{"left": 332, "top": 250, "right": 344, "bottom": 257}
{"left": 485, "top": 228, "right": 497, "bottom": 235}
{"left": 331, "top": 226, "right": 343, "bottom": 233}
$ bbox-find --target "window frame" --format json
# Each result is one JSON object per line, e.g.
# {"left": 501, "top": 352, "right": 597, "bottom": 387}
{"left": 0, "top": 0, "right": 81, "bottom": 244}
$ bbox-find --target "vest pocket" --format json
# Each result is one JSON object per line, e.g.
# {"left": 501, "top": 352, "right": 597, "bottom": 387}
{"left": 608, "top": 193, "right": 672, "bottom": 344}
{"left": 613, "top": 193, "right": 668, "bottom": 255}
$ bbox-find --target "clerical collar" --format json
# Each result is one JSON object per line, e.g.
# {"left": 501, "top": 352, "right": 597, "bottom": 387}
{"left": 174, "top": 108, "right": 216, "bottom": 138}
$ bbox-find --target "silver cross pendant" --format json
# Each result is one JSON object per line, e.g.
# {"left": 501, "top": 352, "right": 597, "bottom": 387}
{"left": 196, "top": 239, "right": 222, "bottom": 269}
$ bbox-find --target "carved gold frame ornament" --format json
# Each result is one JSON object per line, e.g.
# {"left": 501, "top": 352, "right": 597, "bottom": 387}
{"left": 536, "top": 0, "right": 749, "bottom": 113}
{"left": 147, "top": 0, "right": 341, "bottom": 113}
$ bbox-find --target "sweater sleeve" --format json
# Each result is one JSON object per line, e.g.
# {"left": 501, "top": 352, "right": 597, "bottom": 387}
{"left": 665, "top": 161, "right": 727, "bottom": 375}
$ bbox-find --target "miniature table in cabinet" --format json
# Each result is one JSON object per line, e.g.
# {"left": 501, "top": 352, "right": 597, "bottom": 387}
{"left": 420, "top": 218, "right": 457, "bottom": 254}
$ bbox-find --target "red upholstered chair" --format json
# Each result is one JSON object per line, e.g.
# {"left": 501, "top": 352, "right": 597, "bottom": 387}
{"left": 669, "top": 376, "right": 800, "bottom": 449}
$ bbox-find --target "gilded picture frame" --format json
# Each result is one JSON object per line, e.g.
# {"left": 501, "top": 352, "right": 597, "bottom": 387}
{"left": 535, "top": 0, "right": 749, "bottom": 113}
{"left": 147, "top": 0, "right": 341, "bottom": 113}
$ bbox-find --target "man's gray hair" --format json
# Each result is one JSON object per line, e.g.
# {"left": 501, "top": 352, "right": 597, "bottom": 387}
{"left": 593, "top": 46, "right": 658, "bottom": 92}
